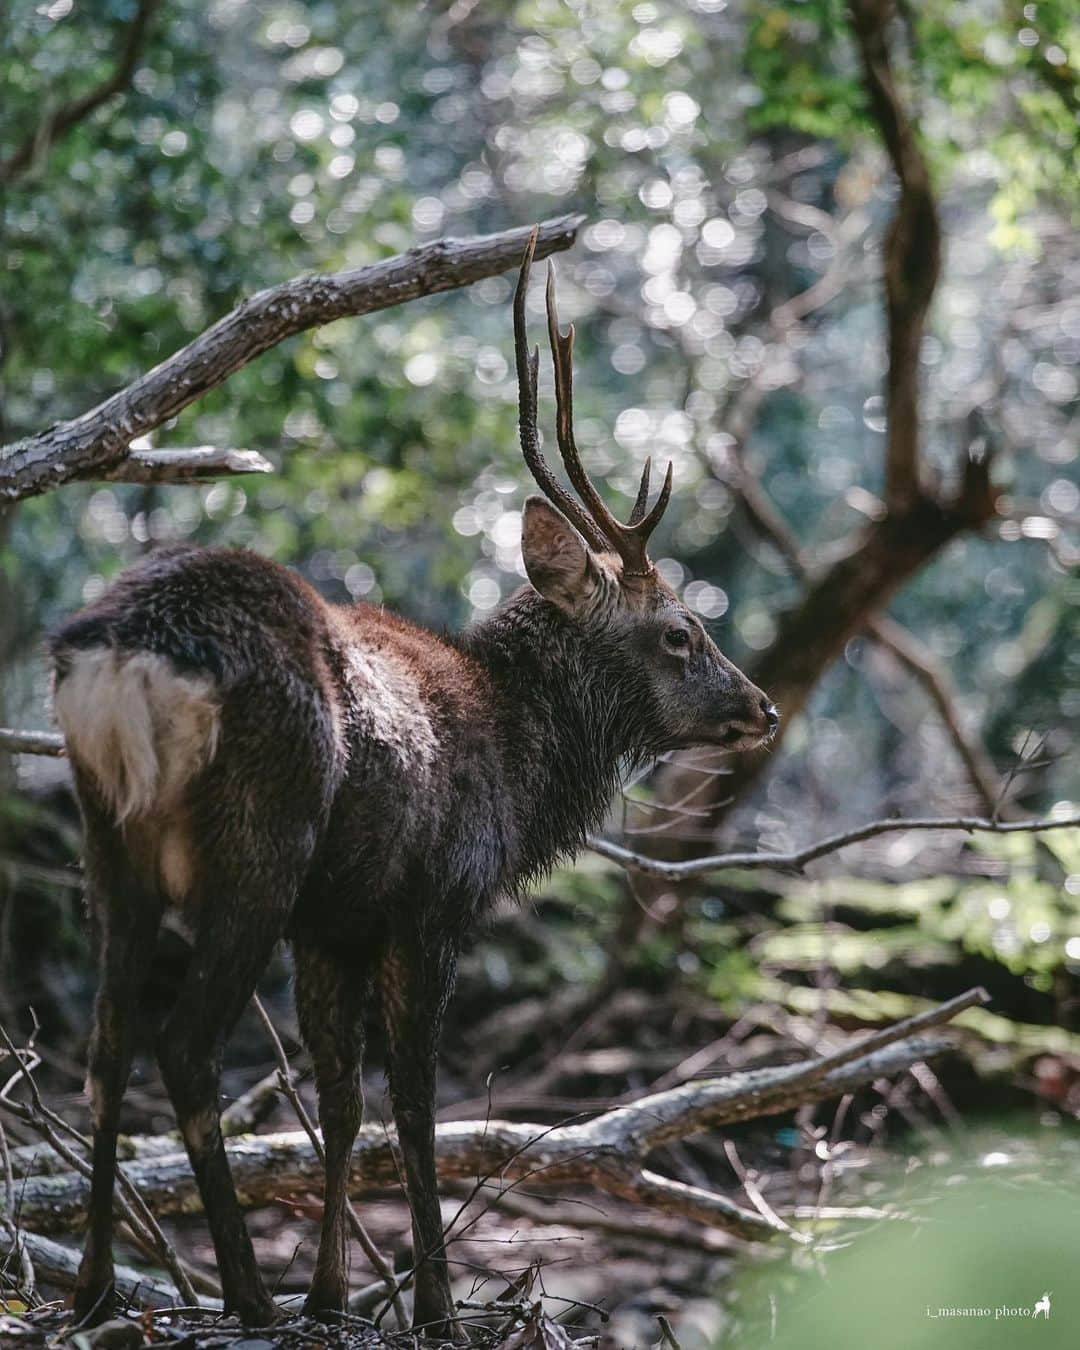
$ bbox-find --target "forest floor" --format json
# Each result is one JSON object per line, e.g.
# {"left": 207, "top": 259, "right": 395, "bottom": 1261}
{"left": 9, "top": 1282, "right": 591, "bottom": 1348}
{"left": 3, "top": 840, "right": 1078, "bottom": 1348}
{"left": 10, "top": 1304, "right": 393, "bottom": 1348}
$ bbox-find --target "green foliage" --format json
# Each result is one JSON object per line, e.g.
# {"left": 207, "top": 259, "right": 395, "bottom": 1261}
{"left": 769, "top": 828, "right": 1080, "bottom": 988}
{"left": 746, "top": 0, "right": 866, "bottom": 143}
{"left": 726, "top": 1128, "right": 1080, "bottom": 1347}
{"left": 746, "top": 0, "right": 1080, "bottom": 245}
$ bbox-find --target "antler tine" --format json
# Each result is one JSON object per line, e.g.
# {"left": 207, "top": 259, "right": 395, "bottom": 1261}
{"left": 514, "top": 237, "right": 674, "bottom": 573}
{"left": 544, "top": 263, "right": 627, "bottom": 550}
{"left": 631, "top": 458, "right": 674, "bottom": 541}
{"left": 514, "top": 229, "right": 608, "bottom": 552}
{"left": 545, "top": 262, "right": 674, "bottom": 575}
{"left": 628, "top": 458, "right": 652, "bottom": 525}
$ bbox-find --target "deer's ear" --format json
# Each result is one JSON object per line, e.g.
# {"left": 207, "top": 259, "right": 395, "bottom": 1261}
{"left": 521, "top": 496, "right": 600, "bottom": 611}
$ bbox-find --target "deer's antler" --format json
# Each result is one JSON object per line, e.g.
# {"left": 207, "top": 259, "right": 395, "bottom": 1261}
{"left": 514, "top": 228, "right": 608, "bottom": 552}
{"left": 514, "top": 226, "right": 673, "bottom": 575}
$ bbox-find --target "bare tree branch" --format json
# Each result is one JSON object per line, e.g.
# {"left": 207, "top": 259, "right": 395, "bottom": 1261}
{"left": 766, "top": 194, "right": 872, "bottom": 333}
{"left": 710, "top": 435, "right": 1014, "bottom": 815}
{"left": 0, "top": 730, "right": 63, "bottom": 757}
{"left": 850, "top": 0, "right": 941, "bottom": 513}
{"left": 0, "top": 0, "right": 160, "bottom": 184}
{"left": 104, "top": 445, "right": 274, "bottom": 485}
{"left": 588, "top": 812, "right": 1080, "bottom": 880}
{"left": 0, "top": 215, "right": 583, "bottom": 503}
{"left": 866, "top": 616, "right": 1019, "bottom": 817}
{"left": 219, "top": 1068, "right": 288, "bottom": 1139}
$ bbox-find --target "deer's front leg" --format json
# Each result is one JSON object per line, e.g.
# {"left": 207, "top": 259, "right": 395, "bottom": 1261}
{"left": 379, "top": 932, "right": 463, "bottom": 1340}
{"left": 294, "top": 938, "right": 374, "bottom": 1319}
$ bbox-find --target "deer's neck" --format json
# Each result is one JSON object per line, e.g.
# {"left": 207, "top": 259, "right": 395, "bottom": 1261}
{"left": 464, "top": 589, "right": 651, "bottom": 886}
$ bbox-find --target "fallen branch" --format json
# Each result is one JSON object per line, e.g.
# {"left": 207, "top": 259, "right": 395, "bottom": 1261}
{"left": 0, "top": 215, "right": 582, "bottom": 502}
{"left": 2, "top": 1008, "right": 969, "bottom": 1240}
{"left": 0, "top": 1227, "right": 181, "bottom": 1311}
{"left": 588, "top": 813, "right": 1079, "bottom": 881}
{"left": 219, "top": 1067, "right": 285, "bottom": 1139}
{"left": 9, "top": 1065, "right": 283, "bottom": 1182}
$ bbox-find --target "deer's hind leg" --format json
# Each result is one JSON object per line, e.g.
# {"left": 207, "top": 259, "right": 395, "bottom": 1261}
{"left": 293, "top": 937, "right": 377, "bottom": 1319}
{"left": 155, "top": 829, "right": 316, "bottom": 1326}
{"left": 74, "top": 784, "right": 163, "bottom": 1326}
{"left": 156, "top": 730, "right": 335, "bottom": 1325}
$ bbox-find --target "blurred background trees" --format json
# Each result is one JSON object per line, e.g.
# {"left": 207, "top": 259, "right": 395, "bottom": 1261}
{"left": 1, "top": 0, "right": 1078, "bottom": 1340}
{"left": 3, "top": 0, "right": 1075, "bottom": 807}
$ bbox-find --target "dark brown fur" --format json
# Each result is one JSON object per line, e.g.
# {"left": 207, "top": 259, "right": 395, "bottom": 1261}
{"left": 51, "top": 241, "right": 775, "bottom": 1336}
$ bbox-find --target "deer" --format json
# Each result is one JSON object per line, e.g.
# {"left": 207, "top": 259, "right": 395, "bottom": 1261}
{"left": 50, "top": 228, "right": 778, "bottom": 1337}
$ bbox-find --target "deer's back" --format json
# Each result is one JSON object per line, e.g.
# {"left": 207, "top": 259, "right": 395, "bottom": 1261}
{"left": 51, "top": 546, "right": 508, "bottom": 934}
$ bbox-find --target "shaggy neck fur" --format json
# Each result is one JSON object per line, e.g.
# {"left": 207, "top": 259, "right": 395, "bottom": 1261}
{"left": 462, "top": 587, "right": 657, "bottom": 887}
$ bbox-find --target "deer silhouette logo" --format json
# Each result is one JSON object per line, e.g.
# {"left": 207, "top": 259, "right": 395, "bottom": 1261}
{"left": 1033, "top": 1292, "right": 1051, "bottom": 1320}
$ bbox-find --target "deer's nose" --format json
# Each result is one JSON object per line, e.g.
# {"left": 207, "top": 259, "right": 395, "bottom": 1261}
{"left": 762, "top": 698, "right": 780, "bottom": 733}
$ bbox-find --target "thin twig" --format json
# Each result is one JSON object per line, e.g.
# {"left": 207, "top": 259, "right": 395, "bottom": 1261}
{"left": 0, "top": 1114, "right": 35, "bottom": 1305}
{"left": 723, "top": 1140, "right": 795, "bottom": 1236}
{"left": 588, "top": 812, "right": 1080, "bottom": 880}
{"left": 867, "top": 616, "right": 1017, "bottom": 816}
{"left": 993, "top": 730, "right": 1045, "bottom": 822}
{"left": 0, "top": 1023, "right": 199, "bottom": 1307}
{"left": 250, "top": 996, "right": 407, "bottom": 1331}
{"left": 657, "top": 1314, "right": 683, "bottom": 1350}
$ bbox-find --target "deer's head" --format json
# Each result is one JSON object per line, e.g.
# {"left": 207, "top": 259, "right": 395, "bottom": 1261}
{"left": 513, "top": 230, "right": 778, "bottom": 755}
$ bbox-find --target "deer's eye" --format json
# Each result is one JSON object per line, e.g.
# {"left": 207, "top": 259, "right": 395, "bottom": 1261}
{"left": 664, "top": 627, "right": 691, "bottom": 652}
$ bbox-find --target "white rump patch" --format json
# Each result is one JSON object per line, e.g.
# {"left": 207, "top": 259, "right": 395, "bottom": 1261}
{"left": 54, "top": 648, "right": 220, "bottom": 823}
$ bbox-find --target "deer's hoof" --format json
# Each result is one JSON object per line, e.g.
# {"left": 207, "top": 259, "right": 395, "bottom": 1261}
{"left": 420, "top": 1322, "right": 470, "bottom": 1344}
{"left": 303, "top": 1286, "right": 346, "bottom": 1324}
{"left": 304, "top": 1302, "right": 344, "bottom": 1325}
{"left": 231, "top": 1296, "right": 282, "bottom": 1328}
{"left": 413, "top": 1307, "right": 470, "bottom": 1343}
{"left": 72, "top": 1279, "right": 115, "bottom": 1328}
